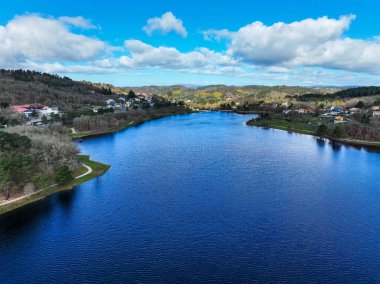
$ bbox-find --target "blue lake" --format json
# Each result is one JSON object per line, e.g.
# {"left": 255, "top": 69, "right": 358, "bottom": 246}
{"left": 1, "top": 112, "right": 380, "bottom": 283}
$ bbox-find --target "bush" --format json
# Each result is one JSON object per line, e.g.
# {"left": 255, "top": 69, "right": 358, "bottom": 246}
{"left": 356, "top": 101, "right": 365, "bottom": 108}
{"left": 33, "top": 173, "right": 50, "bottom": 189}
{"left": 55, "top": 165, "right": 74, "bottom": 185}
{"left": 333, "top": 125, "right": 344, "bottom": 138}
{"left": 316, "top": 124, "right": 328, "bottom": 136}
{"left": 23, "top": 182, "right": 36, "bottom": 195}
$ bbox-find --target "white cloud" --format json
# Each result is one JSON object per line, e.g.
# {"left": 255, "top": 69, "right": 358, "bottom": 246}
{"left": 24, "top": 61, "right": 116, "bottom": 74}
{"left": 117, "top": 40, "right": 237, "bottom": 70}
{"left": 0, "top": 14, "right": 107, "bottom": 68}
{"left": 58, "top": 16, "right": 97, "bottom": 29}
{"left": 143, "top": 12, "right": 187, "bottom": 37}
{"left": 3, "top": 13, "right": 380, "bottom": 86}
{"left": 216, "top": 15, "right": 380, "bottom": 74}
{"left": 227, "top": 15, "right": 354, "bottom": 65}
{"left": 202, "top": 29, "right": 232, "bottom": 41}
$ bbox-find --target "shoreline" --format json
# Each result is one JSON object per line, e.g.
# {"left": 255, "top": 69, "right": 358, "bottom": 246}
{"left": 0, "top": 111, "right": 191, "bottom": 215}
{"left": 246, "top": 119, "right": 380, "bottom": 150}
{"left": 70, "top": 111, "right": 193, "bottom": 139}
{"left": 1, "top": 111, "right": 191, "bottom": 216}
{"left": 0, "top": 155, "right": 110, "bottom": 216}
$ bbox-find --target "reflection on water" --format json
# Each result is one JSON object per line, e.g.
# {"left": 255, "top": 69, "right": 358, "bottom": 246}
{"left": 315, "top": 137, "right": 326, "bottom": 148}
{"left": 0, "top": 198, "right": 54, "bottom": 235}
{"left": 58, "top": 189, "right": 76, "bottom": 210}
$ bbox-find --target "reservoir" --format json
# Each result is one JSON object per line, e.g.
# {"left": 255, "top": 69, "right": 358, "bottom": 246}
{"left": 1, "top": 112, "right": 380, "bottom": 283}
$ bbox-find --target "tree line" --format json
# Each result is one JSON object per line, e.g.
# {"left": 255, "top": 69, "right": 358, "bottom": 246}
{"left": 292, "top": 87, "right": 380, "bottom": 102}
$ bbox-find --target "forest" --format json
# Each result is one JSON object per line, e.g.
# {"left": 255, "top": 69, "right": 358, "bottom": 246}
{"left": 0, "top": 69, "right": 117, "bottom": 112}
{"left": 73, "top": 106, "right": 190, "bottom": 132}
{"left": 0, "top": 125, "right": 78, "bottom": 200}
{"left": 292, "top": 87, "right": 380, "bottom": 102}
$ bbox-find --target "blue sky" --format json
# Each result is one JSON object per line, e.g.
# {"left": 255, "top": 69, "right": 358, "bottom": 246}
{"left": 1, "top": 0, "right": 380, "bottom": 86}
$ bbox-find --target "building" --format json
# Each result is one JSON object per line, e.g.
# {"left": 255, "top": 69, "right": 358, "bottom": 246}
{"left": 349, "top": 107, "right": 361, "bottom": 114}
{"left": 334, "top": 116, "right": 346, "bottom": 124}
{"left": 10, "top": 104, "right": 44, "bottom": 118}
{"left": 372, "top": 110, "right": 380, "bottom": 119}
{"left": 330, "top": 107, "right": 342, "bottom": 116}
{"left": 105, "top": 99, "right": 115, "bottom": 106}
{"left": 40, "top": 107, "right": 59, "bottom": 117}
{"left": 295, "top": 107, "right": 314, "bottom": 114}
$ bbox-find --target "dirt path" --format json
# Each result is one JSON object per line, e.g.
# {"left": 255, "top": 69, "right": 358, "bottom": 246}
{"left": 0, "top": 162, "right": 93, "bottom": 207}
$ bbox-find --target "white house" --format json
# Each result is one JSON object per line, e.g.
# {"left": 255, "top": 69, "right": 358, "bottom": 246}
{"left": 105, "top": 99, "right": 116, "bottom": 106}
{"left": 372, "top": 110, "right": 380, "bottom": 119}
{"left": 349, "top": 107, "right": 361, "bottom": 114}
{"left": 40, "top": 106, "right": 59, "bottom": 117}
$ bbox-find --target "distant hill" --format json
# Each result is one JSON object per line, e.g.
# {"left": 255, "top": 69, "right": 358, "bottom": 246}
{"left": 1, "top": 69, "right": 363, "bottom": 111}
{"left": 121, "top": 85, "right": 340, "bottom": 107}
{"left": 0, "top": 70, "right": 116, "bottom": 111}
{"left": 292, "top": 86, "right": 380, "bottom": 102}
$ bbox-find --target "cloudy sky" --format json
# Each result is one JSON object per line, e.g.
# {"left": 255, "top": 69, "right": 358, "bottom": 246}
{"left": 2, "top": 0, "right": 380, "bottom": 86}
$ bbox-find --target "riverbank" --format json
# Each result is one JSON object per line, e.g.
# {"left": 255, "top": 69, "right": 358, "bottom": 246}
{"left": 0, "top": 155, "right": 110, "bottom": 215}
{"left": 246, "top": 116, "right": 380, "bottom": 149}
{"left": 70, "top": 110, "right": 193, "bottom": 139}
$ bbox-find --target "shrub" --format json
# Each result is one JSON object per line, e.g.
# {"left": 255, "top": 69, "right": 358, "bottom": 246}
{"left": 55, "top": 165, "right": 74, "bottom": 185}
{"left": 316, "top": 124, "right": 328, "bottom": 136}
{"left": 333, "top": 125, "right": 344, "bottom": 138}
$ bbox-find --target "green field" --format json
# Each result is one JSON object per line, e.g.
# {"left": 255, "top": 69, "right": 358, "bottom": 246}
{"left": 246, "top": 116, "right": 328, "bottom": 135}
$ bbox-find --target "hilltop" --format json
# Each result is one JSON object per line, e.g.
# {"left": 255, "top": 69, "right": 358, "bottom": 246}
{"left": 0, "top": 70, "right": 117, "bottom": 112}
{"left": 120, "top": 85, "right": 341, "bottom": 108}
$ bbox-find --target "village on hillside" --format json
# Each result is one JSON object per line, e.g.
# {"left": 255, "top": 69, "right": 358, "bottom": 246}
{"left": 3, "top": 91, "right": 159, "bottom": 128}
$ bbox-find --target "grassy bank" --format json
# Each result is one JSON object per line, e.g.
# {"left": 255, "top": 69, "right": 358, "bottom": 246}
{"left": 0, "top": 155, "right": 110, "bottom": 215}
{"left": 246, "top": 116, "right": 380, "bottom": 149}
{"left": 247, "top": 117, "right": 318, "bottom": 135}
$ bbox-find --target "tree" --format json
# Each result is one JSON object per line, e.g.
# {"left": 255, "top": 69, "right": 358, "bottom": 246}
{"left": 0, "top": 116, "right": 8, "bottom": 126}
{"left": 361, "top": 114, "right": 371, "bottom": 124}
{"left": 0, "top": 102, "right": 9, "bottom": 109}
{"left": 141, "top": 101, "right": 150, "bottom": 109}
{"left": 0, "top": 131, "right": 31, "bottom": 153}
{"left": 42, "top": 115, "right": 49, "bottom": 124}
{"left": 8, "top": 118, "right": 21, "bottom": 126}
{"left": 316, "top": 124, "right": 328, "bottom": 137}
{"left": 0, "top": 153, "right": 33, "bottom": 199}
{"left": 333, "top": 125, "right": 344, "bottom": 138}
{"left": 55, "top": 165, "right": 74, "bottom": 185}
{"left": 31, "top": 109, "right": 38, "bottom": 118}
{"left": 356, "top": 101, "right": 365, "bottom": 108}
{"left": 127, "top": 90, "right": 136, "bottom": 99}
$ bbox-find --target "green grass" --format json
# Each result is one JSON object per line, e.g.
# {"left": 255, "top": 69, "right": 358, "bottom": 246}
{"left": 0, "top": 155, "right": 110, "bottom": 215}
{"left": 247, "top": 118, "right": 318, "bottom": 135}
{"left": 247, "top": 116, "right": 380, "bottom": 148}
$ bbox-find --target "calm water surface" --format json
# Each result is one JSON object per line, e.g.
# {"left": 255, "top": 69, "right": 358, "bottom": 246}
{"left": 1, "top": 112, "right": 380, "bottom": 283}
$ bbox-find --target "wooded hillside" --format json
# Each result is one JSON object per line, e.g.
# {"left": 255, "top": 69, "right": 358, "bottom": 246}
{"left": 0, "top": 69, "right": 116, "bottom": 111}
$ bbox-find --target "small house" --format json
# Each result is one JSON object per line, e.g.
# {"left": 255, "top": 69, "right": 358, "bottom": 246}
{"left": 349, "top": 107, "right": 361, "bottom": 114}
{"left": 334, "top": 116, "right": 346, "bottom": 124}
{"left": 372, "top": 110, "right": 380, "bottom": 120}
{"left": 105, "top": 99, "right": 115, "bottom": 106}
